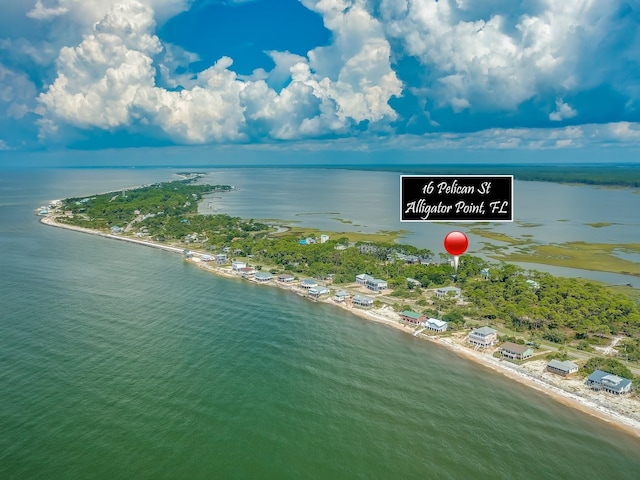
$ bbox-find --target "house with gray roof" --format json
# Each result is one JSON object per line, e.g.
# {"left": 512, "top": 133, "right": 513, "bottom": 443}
{"left": 586, "top": 370, "right": 633, "bottom": 395}
{"left": 254, "top": 272, "right": 273, "bottom": 282}
{"left": 333, "top": 290, "right": 351, "bottom": 303}
{"left": 366, "top": 278, "right": 388, "bottom": 292}
{"left": 300, "top": 279, "right": 318, "bottom": 289}
{"left": 468, "top": 327, "right": 498, "bottom": 348}
{"left": 423, "top": 318, "right": 448, "bottom": 333}
{"left": 436, "top": 286, "right": 461, "bottom": 298}
{"left": 546, "top": 359, "right": 579, "bottom": 377}
{"left": 309, "top": 286, "right": 330, "bottom": 298}
{"left": 352, "top": 295, "right": 374, "bottom": 308}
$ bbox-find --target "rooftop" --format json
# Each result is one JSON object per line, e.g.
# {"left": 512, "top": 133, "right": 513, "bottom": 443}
{"left": 425, "top": 318, "right": 447, "bottom": 328}
{"left": 471, "top": 326, "right": 497, "bottom": 336}
{"left": 547, "top": 359, "right": 579, "bottom": 371}
{"left": 587, "top": 369, "right": 632, "bottom": 388}
{"left": 500, "top": 342, "right": 532, "bottom": 354}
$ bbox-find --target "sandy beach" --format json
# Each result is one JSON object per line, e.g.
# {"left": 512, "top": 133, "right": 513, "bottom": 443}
{"left": 40, "top": 213, "right": 640, "bottom": 439}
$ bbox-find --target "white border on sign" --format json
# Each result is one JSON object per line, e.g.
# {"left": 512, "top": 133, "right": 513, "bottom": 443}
{"left": 399, "top": 174, "right": 514, "bottom": 223}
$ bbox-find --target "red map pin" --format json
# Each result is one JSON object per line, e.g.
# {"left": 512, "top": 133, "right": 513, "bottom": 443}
{"left": 444, "top": 231, "right": 468, "bottom": 256}
{"left": 444, "top": 231, "right": 468, "bottom": 274}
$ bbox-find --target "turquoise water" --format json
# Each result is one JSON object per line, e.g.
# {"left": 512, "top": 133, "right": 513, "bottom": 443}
{"left": 1, "top": 168, "right": 639, "bottom": 479}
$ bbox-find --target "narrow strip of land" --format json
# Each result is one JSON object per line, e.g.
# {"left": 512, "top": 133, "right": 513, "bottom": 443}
{"left": 40, "top": 213, "right": 640, "bottom": 439}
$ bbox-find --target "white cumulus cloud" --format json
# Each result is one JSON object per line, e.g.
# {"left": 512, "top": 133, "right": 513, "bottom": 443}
{"left": 376, "top": 0, "right": 620, "bottom": 112}
{"left": 37, "top": 0, "right": 402, "bottom": 144}
{"left": 549, "top": 98, "right": 578, "bottom": 121}
{"left": 26, "top": 1, "right": 69, "bottom": 21}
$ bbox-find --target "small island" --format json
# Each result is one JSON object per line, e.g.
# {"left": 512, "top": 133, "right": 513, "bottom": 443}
{"left": 39, "top": 175, "right": 640, "bottom": 437}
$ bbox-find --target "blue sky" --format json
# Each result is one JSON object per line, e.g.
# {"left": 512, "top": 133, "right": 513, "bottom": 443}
{"left": 0, "top": 0, "right": 639, "bottom": 162}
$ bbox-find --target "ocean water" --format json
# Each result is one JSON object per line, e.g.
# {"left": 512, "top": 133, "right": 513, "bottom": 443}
{"left": 1, "top": 167, "right": 639, "bottom": 479}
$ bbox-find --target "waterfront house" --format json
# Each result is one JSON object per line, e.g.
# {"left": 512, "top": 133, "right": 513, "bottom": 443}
{"left": 320, "top": 234, "right": 329, "bottom": 243}
{"left": 254, "top": 272, "right": 273, "bottom": 282}
{"left": 499, "top": 342, "right": 534, "bottom": 360}
{"left": 215, "top": 254, "right": 227, "bottom": 265}
{"left": 239, "top": 267, "right": 256, "bottom": 278}
{"left": 232, "top": 261, "right": 247, "bottom": 271}
{"left": 110, "top": 226, "right": 122, "bottom": 234}
{"left": 586, "top": 370, "right": 633, "bottom": 394}
{"left": 201, "top": 254, "right": 214, "bottom": 262}
{"left": 333, "top": 290, "right": 351, "bottom": 303}
{"left": 546, "top": 359, "right": 579, "bottom": 377}
{"left": 436, "top": 286, "right": 461, "bottom": 298}
{"left": 468, "top": 327, "right": 498, "bottom": 348}
{"left": 277, "top": 274, "right": 295, "bottom": 283}
{"left": 300, "top": 279, "right": 318, "bottom": 290}
{"left": 309, "top": 286, "right": 330, "bottom": 298}
{"left": 400, "top": 310, "right": 425, "bottom": 326}
{"left": 423, "top": 318, "right": 448, "bottom": 333}
{"left": 352, "top": 295, "right": 374, "bottom": 308}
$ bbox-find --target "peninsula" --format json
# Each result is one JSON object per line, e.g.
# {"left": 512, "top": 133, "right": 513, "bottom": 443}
{"left": 38, "top": 176, "right": 640, "bottom": 438}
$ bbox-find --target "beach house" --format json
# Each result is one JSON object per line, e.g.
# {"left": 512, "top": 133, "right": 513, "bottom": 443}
{"left": 546, "top": 359, "right": 579, "bottom": 377}
{"left": 333, "top": 290, "right": 351, "bottom": 303}
{"left": 423, "top": 318, "right": 448, "bottom": 333}
{"left": 239, "top": 267, "right": 256, "bottom": 278}
{"left": 308, "top": 286, "right": 330, "bottom": 298}
{"left": 352, "top": 295, "right": 374, "bottom": 308}
{"left": 468, "top": 327, "right": 498, "bottom": 348}
{"left": 300, "top": 279, "right": 318, "bottom": 290}
{"left": 277, "top": 274, "right": 295, "bottom": 283}
{"left": 232, "top": 261, "right": 247, "bottom": 271}
{"left": 254, "top": 272, "right": 273, "bottom": 282}
{"left": 499, "top": 342, "right": 534, "bottom": 360}
{"left": 585, "top": 370, "right": 633, "bottom": 395}
{"left": 400, "top": 310, "right": 425, "bottom": 326}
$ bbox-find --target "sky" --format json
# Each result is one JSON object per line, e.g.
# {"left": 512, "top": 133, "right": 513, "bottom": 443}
{"left": 0, "top": 0, "right": 639, "bottom": 163}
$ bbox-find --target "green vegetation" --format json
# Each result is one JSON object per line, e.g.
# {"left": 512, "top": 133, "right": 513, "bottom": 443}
{"left": 582, "top": 357, "right": 633, "bottom": 379}
{"left": 468, "top": 228, "right": 640, "bottom": 276}
{"left": 489, "top": 242, "right": 640, "bottom": 276}
{"left": 353, "top": 164, "right": 640, "bottom": 188}
{"left": 620, "top": 338, "right": 640, "bottom": 362}
{"left": 270, "top": 226, "right": 409, "bottom": 244}
{"left": 53, "top": 178, "right": 640, "bottom": 368}
{"left": 58, "top": 179, "right": 231, "bottom": 230}
{"left": 460, "top": 267, "right": 640, "bottom": 338}
{"left": 585, "top": 222, "right": 617, "bottom": 228}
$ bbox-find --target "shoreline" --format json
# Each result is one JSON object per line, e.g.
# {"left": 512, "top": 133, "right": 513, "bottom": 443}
{"left": 40, "top": 214, "right": 640, "bottom": 440}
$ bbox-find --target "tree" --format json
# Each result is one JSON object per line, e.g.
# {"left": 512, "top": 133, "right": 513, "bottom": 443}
{"left": 582, "top": 357, "right": 633, "bottom": 379}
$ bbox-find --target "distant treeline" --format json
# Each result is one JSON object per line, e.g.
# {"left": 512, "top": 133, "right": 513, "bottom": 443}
{"left": 317, "top": 164, "right": 640, "bottom": 188}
